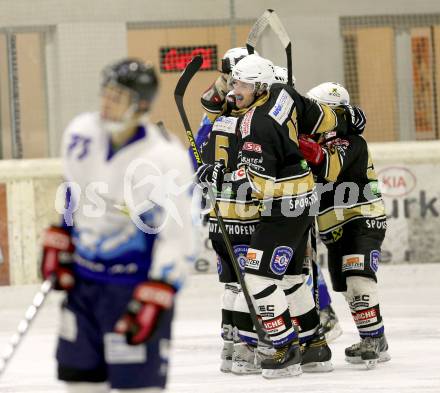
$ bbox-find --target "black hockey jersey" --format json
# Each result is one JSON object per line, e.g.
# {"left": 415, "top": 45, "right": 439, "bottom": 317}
{"left": 201, "top": 115, "right": 259, "bottom": 244}
{"left": 233, "top": 84, "right": 340, "bottom": 217}
{"left": 314, "top": 134, "right": 387, "bottom": 244}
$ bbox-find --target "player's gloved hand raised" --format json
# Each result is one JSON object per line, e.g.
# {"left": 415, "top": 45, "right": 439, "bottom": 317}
{"left": 114, "top": 281, "right": 175, "bottom": 345}
{"left": 40, "top": 225, "right": 75, "bottom": 290}
{"left": 202, "top": 74, "right": 229, "bottom": 104}
{"left": 343, "top": 105, "right": 366, "bottom": 134}
{"left": 298, "top": 135, "right": 325, "bottom": 166}
{"left": 225, "top": 90, "right": 238, "bottom": 111}
{"left": 195, "top": 160, "right": 227, "bottom": 191}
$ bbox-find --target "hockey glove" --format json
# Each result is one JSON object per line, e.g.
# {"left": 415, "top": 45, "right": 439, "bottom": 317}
{"left": 225, "top": 90, "right": 238, "bottom": 111}
{"left": 343, "top": 105, "right": 366, "bottom": 134}
{"left": 201, "top": 74, "right": 229, "bottom": 108}
{"left": 114, "top": 281, "right": 175, "bottom": 345}
{"left": 195, "top": 160, "right": 226, "bottom": 191}
{"left": 298, "top": 135, "right": 325, "bottom": 166}
{"left": 41, "top": 225, "right": 75, "bottom": 290}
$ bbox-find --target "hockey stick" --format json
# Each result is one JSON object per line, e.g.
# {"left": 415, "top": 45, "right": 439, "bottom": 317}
{"left": 174, "top": 56, "right": 271, "bottom": 345}
{"left": 310, "top": 220, "right": 320, "bottom": 311}
{"left": 0, "top": 277, "right": 54, "bottom": 377}
{"left": 246, "top": 9, "right": 293, "bottom": 86}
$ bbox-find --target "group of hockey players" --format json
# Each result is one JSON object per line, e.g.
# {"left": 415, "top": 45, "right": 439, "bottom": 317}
{"left": 194, "top": 47, "right": 391, "bottom": 378}
{"left": 37, "top": 43, "right": 391, "bottom": 392}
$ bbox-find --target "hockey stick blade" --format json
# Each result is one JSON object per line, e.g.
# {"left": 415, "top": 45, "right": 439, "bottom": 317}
{"left": 267, "top": 11, "right": 291, "bottom": 49}
{"left": 247, "top": 9, "right": 293, "bottom": 86}
{"left": 266, "top": 11, "right": 293, "bottom": 85}
{"left": 174, "top": 55, "right": 203, "bottom": 100}
{"left": 174, "top": 55, "right": 203, "bottom": 166}
{"left": 246, "top": 9, "right": 272, "bottom": 54}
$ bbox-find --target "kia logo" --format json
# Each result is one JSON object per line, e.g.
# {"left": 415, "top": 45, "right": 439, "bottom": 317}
{"left": 377, "top": 166, "right": 417, "bottom": 197}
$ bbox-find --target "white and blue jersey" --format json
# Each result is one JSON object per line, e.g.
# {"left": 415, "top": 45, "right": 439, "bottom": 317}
{"left": 61, "top": 112, "right": 195, "bottom": 288}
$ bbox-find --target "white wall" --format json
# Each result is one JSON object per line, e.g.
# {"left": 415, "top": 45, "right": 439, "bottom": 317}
{"left": 1, "top": 0, "right": 439, "bottom": 153}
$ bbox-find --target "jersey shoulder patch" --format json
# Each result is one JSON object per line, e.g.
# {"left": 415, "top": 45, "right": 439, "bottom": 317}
{"left": 240, "top": 107, "right": 256, "bottom": 138}
{"left": 212, "top": 116, "right": 238, "bottom": 134}
{"left": 268, "top": 89, "right": 294, "bottom": 126}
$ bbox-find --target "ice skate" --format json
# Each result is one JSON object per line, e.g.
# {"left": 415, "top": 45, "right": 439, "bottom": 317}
{"left": 345, "top": 335, "right": 391, "bottom": 369}
{"left": 231, "top": 342, "right": 261, "bottom": 374}
{"left": 301, "top": 330, "right": 333, "bottom": 373}
{"left": 319, "top": 305, "right": 342, "bottom": 343}
{"left": 220, "top": 341, "right": 233, "bottom": 373}
{"left": 261, "top": 340, "right": 302, "bottom": 379}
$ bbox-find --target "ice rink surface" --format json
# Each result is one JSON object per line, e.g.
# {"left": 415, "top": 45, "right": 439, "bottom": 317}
{"left": 0, "top": 263, "right": 439, "bottom": 393}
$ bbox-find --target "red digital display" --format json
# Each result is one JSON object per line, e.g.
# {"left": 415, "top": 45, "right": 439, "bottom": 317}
{"left": 160, "top": 45, "right": 218, "bottom": 72}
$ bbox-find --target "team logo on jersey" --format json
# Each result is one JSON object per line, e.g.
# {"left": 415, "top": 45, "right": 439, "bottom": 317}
{"left": 212, "top": 116, "right": 238, "bottom": 134}
{"left": 242, "top": 141, "right": 262, "bottom": 153}
{"left": 240, "top": 107, "right": 255, "bottom": 138}
{"left": 231, "top": 167, "right": 247, "bottom": 181}
{"left": 325, "top": 138, "right": 350, "bottom": 155}
{"left": 342, "top": 254, "right": 365, "bottom": 272}
{"left": 370, "top": 250, "right": 380, "bottom": 272}
{"left": 269, "top": 246, "right": 294, "bottom": 276}
{"left": 233, "top": 244, "right": 249, "bottom": 272}
{"left": 217, "top": 255, "right": 223, "bottom": 275}
{"left": 331, "top": 227, "right": 344, "bottom": 242}
{"left": 245, "top": 248, "right": 263, "bottom": 270}
{"left": 268, "top": 89, "right": 294, "bottom": 126}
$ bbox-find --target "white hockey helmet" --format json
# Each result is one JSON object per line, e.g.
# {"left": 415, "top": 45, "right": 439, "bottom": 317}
{"left": 221, "top": 47, "right": 258, "bottom": 74}
{"left": 231, "top": 54, "right": 275, "bottom": 91}
{"left": 273, "top": 65, "right": 296, "bottom": 85}
{"left": 306, "top": 82, "right": 350, "bottom": 107}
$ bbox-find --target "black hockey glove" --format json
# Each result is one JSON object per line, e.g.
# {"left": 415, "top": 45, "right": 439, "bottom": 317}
{"left": 343, "top": 105, "right": 367, "bottom": 134}
{"left": 195, "top": 160, "right": 226, "bottom": 191}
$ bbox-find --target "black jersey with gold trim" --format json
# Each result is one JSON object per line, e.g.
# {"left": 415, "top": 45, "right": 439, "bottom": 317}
{"left": 233, "top": 84, "right": 340, "bottom": 217}
{"left": 201, "top": 115, "right": 259, "bottom": 244}
{"left": 314, "top": 134, "right": 387, "bottom": 244}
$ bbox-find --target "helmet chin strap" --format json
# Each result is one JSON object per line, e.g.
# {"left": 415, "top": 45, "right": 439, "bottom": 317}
{"left": 101, "top": 103, "right": 138, "bottom": 135}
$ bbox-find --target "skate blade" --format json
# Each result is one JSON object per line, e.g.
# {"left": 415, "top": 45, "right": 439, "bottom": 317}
{"left": 262, "top": 364, "right": 302, "bottom": 379}
{"left": 302, "top": 361, "right": 334, "bottom": 373}
{"left": 231, "top": 362, "right": 261, "bottom": 375}
{"left": 363, "top": 351, "right": 391, "bottom": 369}
{"left": 346, "top": 351, "right": 391, "bottom": 366}
{"left": 345, "top": 356, "right": 363, "bottom": 364}
{"left": 220, "top": 359, "right": 232, "bottom": 373}
{"left": 364, "top": 359, "right": 378, "bottom": 369}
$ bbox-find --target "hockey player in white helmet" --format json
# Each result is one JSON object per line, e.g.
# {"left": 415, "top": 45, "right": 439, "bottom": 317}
{"left": 272, "top": 70, "right": 343, "bottom": 342}
{"left": 201, "top": 47, "right": 258, "bottom": 122}
{"left": 194, "top": 47, "right": 269, "bottom": 375}
{"left": 230, "top": 60, "right": 337, "bottom": 373}
{"left": 307, "top": 82, "right": 349, "bottom": 107}
{"left": 307, "top": 82, "right": 366, "bottom": 131}
{"left": 299, "top": 82, "right": 390, "bottom": 369}
{"left": 41, "top": 58, "right": 195, "bottom": 392}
